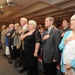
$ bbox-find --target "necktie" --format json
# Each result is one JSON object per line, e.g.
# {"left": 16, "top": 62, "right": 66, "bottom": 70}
{"left": 45, "top": 29, "right": 48, "bottom": 35}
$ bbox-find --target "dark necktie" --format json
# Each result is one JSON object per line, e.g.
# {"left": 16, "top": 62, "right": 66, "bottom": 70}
{"left": 44, "top": 29, "right": 48, "bottom": 35}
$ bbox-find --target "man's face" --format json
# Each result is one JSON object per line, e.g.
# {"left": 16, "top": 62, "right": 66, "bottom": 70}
{"left": 45, "top": 18, "right": 52, "bottom": 28}
{"left": 62, "top": 20, "right": 68, "bottom": 28}
{"left": 9, "top": 24, "right": 13, "bottom": 29}
{"left": 20, "top": 19, "right": 26, "bottom": 26}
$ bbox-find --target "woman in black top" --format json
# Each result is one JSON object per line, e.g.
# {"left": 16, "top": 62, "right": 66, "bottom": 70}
{"left": 20, "top": 20, "right": 41, "bottom": 75}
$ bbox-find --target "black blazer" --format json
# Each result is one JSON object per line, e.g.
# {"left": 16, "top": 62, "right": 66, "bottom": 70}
{"left": 42, "top": 26, "right": 61, "bottom": 63}
{"left": 6, "top": 29, "right": 15, "bottom": 46}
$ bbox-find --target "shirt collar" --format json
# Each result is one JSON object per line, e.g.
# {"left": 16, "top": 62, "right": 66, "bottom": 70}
{"left": 10, "top": 28, "right": 13, "bottom": 31}
{"left": 47, "top": 26, "right": 53, "bottom": 34}
{"left": 22, "top": 24, "right": 28, "bottom": 29}
{"left": 63, "top": 26, "right": 68, "bottom": 30}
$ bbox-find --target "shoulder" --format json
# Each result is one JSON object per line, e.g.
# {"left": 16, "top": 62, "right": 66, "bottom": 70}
{"left": 53, "top": 28, "right": 60, "bottom": 33}
{"left": 34, "top": 30, "right": 40, "bottom": 33}
{"left": 18, "top": 26, "right": 21, "bottom": 29}
{"left": 34, "top": 30, "right": 41, "bottom": 36}
{"left": 65, "top": 30, "right": 72, "bottom": 33}
{"left": 64, "top": 30, "right": 72, "bottom": 36}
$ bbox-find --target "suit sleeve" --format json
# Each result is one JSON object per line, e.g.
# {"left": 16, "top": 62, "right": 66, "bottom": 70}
{"left": 35, "top": 31, "right": 41, "bottom": 43}
{"left": 53, "top": 29, "right": 61, "bottom": 61}
{"left": 10, "top": 29, "right": 15, "bottom": 37}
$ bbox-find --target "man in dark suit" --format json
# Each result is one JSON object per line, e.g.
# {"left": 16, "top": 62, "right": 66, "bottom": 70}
{"left": 42, "top": 17, "right": 61, "bottom": 75}
{"left": 6, "top": 24, "right": 15, "bottom": 63}
{"left": 60, "top": 19, "right": 71, "bottom": 37}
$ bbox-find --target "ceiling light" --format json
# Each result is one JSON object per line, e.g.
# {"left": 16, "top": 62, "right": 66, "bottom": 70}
{"left": 6, "top": 0, "right": 12, "bottom": 3}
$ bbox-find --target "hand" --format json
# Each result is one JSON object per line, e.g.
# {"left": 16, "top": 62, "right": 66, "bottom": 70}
{"left": 7, "top": 33, "right": 10, "bottom": 36}
{"left": 64, "top": 37, "right": 72, "bottom": 45}
{"left": 16, "top": 44, "right": 19, "bottom": 49}
{"left": 25, "top": 32, "right": 33, "bottom": 36}
{"left": 43, "top": 35, "right": 50, "bottom": 40}
{"left": 19, "top": 30, "right": 22, "bottom": 34}
{"left": 12, "top": 33, "right": 15, "bottom": 38}
{"left": 20, "top": 34, "right": 25, "bottom": 40}
{"left": 65, "top": 64, "right": 72, "bottom": 70}
{"left": 61, "top": 32, "right": 65, "bottom": 37}
{"left": 21, "top": 29, "right": 24, "bottom": 33}
{"left": 19, "top": 29, "right": 24, "bottom": 34}
{"left": 53, "top": 59, "right": 57, "bottom": 62}
{"left": 34, "top": 52, "right": 38, "bottom": 57}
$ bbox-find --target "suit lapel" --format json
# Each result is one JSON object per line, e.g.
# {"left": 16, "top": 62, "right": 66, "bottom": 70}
{"left": 49, "top": 26, "right": 54, "bottom": 36}
{"left": 43, "top": 26, "right": 54, "bottom": 44}
{"left": 22, "top": 25, "right": 29, "bottom": 34}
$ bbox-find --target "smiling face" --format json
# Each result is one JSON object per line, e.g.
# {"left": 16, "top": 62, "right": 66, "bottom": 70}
{"left": 28, "top": 20, "right": 37, "bottom": 30}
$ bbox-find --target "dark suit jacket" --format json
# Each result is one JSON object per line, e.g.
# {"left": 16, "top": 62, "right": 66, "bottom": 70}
{"left": 42, "top": 26, "right": 61, "bottom": 63}
{"left": 6, "top": 28, "right": 15, "bottom": 46}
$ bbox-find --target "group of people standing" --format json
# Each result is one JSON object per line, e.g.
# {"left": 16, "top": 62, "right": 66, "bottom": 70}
{"left": 1, "top": 14, "right": 75, "bottom": 75}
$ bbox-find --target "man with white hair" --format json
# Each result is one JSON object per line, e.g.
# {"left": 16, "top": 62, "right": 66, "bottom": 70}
{"left": 15, "top": 17, "right": 28, "bottom": 73}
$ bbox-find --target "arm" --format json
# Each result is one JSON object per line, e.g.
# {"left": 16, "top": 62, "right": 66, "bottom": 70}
{"left": 34, "top": 43, "right": 40, "bottom": 57}
{"left": 20, "top": 31, "right": 29, "bottom": 40}
{"left": 20, "top": 34, "right": 27, "bottom": 41}
{"left": 15, "top": 27, "right": 22, "bottom": 35}
{"left": 1, "top": 31, "right": 4, "bottom": 35}
{"left": 10, "top": 29, "right": 15, "bottom": 37}
{"left": 70, "top": 58, "right": 75, "bottom": 68}
{"left": 34, "top": 31, "right": 41, "bottom": 57}
{"left": 65, "top": 58, "right": 75, "bottom": 70}
{"left": 53, "top": 29, "right": 61, "bottom": 62}
{"left": 12, "top": 33, "right": 15, "bottom": 38}
{"left": 59, "top": 31, "right": 71, "bottom": 51}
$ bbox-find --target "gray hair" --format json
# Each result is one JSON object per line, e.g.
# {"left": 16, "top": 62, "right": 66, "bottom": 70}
{"left": 20, "top": 17, "right": 28, "bottom": 23}
{"left": 46, "top": 17, "right": 54, "bottom": 22}
{"left": 29, "top": 20, "right": 37, "bottom": 28}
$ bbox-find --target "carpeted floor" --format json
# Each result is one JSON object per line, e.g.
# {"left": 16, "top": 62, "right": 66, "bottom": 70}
{"left": 0, "top": 49, "right": 62, "bottom": 75}
{"left": 0, "top": 50, "right": 27, "bottom": 75}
